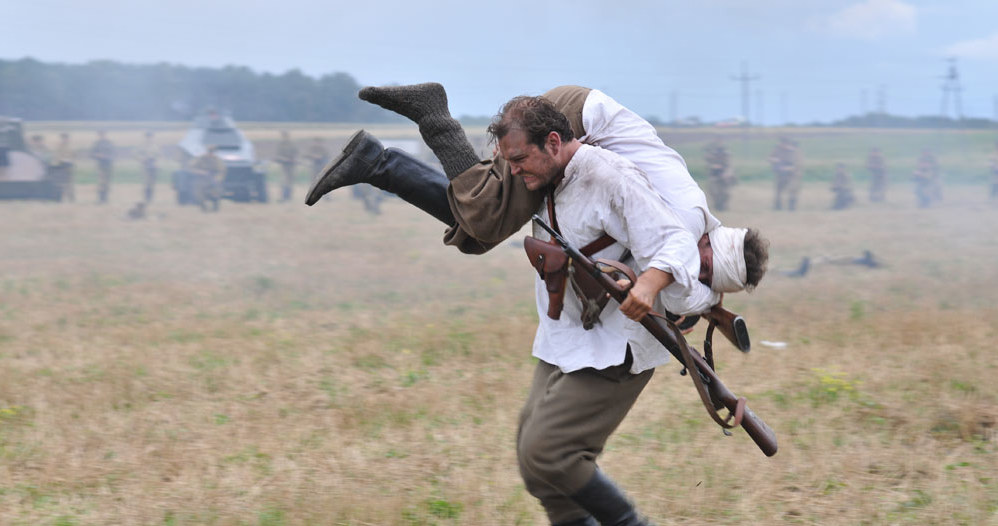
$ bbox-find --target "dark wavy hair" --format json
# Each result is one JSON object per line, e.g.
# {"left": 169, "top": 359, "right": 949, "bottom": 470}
{"left": 486, "top": 95, "right": 574, "bottom": 151}
{"left": 743, "top": 228, "right": 770, "bottom": 291}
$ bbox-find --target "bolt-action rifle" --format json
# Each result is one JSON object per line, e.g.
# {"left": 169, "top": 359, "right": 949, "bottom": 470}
{"left": 527, "top": 214, "right": 778, "bottom": 457}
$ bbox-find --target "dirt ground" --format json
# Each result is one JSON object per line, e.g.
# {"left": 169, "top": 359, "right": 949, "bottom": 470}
{"left": 1, "top": 180, "right": 996, "bottom": 525}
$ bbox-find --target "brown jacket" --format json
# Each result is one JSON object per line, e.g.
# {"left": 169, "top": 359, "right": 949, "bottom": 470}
{"left": 443, "top": 86, "right": 591, "bottom": 254}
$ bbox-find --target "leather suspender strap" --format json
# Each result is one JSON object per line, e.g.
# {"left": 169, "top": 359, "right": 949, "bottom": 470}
{"left": 546, "top": 189, "right": 560, "bottom": 235}
{"left": 581, "top": 234, "right": 617, "bottom": 257}
{"left": 546, "top": 189, "right": 617, "bottom": 256}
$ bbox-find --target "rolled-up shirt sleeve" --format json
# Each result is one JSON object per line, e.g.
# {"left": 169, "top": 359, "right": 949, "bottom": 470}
{"left": 661, "top": 281, "right": 719, "bottom": 315}
{"left": 602, "top": 165, "right": 720, "bottom": 315}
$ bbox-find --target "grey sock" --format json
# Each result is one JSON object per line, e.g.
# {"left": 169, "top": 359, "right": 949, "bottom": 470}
{"left": 359, "top": 83, "right": 479, "bottom": 180}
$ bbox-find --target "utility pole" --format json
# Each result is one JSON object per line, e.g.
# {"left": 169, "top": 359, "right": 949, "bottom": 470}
{"left": 940, "top": 57, "right": 962, "bottom": 119}
{"left": 870, "top": 84, "right": 887, "bottom": 127}
{"left": 730, "top": 61, "right": 760, "bottom": 126}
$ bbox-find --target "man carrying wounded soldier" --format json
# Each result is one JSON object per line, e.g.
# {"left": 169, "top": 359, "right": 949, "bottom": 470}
{"left": 306, "top": 83, "right": 767, "bottom": 313}
{"left": 305, "top": 83, "right": 769, "bottom": 526}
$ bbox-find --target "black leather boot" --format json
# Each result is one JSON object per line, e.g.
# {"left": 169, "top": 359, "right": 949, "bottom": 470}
{"left": 569, "top": 470, "right": 652, "bottom": 526}
{"left": 305, "top": 130, "right": 385, "bottom": 206}
{"left": 305, "top": 130, "right": 455, "bottom": 225}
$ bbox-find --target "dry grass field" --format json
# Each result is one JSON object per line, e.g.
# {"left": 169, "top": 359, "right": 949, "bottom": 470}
{"left": 2, "top": 166, "right": 998, "bottom": 523}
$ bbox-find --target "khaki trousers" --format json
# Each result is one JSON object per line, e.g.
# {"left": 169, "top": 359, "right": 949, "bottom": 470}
{"left": 517, "top": 356, "right": 653, "bottom": 524}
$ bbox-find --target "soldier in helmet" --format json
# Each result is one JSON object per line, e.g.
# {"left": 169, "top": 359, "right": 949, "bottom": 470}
{"left": 274, "top": 131, "right": 298, "bottom": 202}
{"left": 190, "top": 145, "right": 225, "bottom": 212}
{"left": 866, "top": 147, "right": 887, "bottom": 202}
{"left": 830, "top": 162, "right": 855, "bottom": 210}
{"left": 704, "top": 137, "right": 736, "bottom": 211}
{"left": 769, "top": 137, "right": 802, "bottom": 210}
{"left": 53, "top": 133, "right": 75, "bottom": 202}
{"left": 90, "top": 130, "right": 115, "bottom": 204}
{"left": 304, "top": 137, "right": 329, "bottom": 177}
{"left": 912, "top": 149, "right": 941, "bottom": 208}
{"left": 136, "top": 131, "right": 159, "bottom": 203}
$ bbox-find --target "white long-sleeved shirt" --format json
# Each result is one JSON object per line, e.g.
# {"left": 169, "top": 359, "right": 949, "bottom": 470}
{"left": 531, "top": 145, "right": 712, "bottom": 374}
{"left": 579, "top": 89, "right": 721, "bottom": 237}
{"left": 577, "top": 89, "right": 721, "bottom": 316}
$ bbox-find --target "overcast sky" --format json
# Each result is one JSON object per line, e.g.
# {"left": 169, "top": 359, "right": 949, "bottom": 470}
{"left": 4, "top": 0, "right": 998, "bottom": 124}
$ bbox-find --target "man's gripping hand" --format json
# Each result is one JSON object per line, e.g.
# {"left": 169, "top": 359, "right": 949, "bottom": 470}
{"left": 618, "top": 267, "right": 674, "bottom": 321}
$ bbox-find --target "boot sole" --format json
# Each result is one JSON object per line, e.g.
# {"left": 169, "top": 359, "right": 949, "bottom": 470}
{"left": 304, "top": 130, "right": 369, "bottom": 206}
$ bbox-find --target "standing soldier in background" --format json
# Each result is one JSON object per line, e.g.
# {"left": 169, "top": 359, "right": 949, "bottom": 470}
{"left": 303, "top": 137, "right": 329, "bottom": 177}
{"left": 866, "top": 147, "right": 887, "bottom": 202}
{"left": 275, "top": 131, "right": 298, "bottom": 202}
{"left": 830, "top": 162, "right": 855, "bottom": 210}
{"left": 190, "top": 145, "right": 225, "bottom": 212}
{"left": 704, "top": 137, "right": 736, "bottom": 211}
{"left": 136, "top": 131, "right": 159, "bottom": 203}
{"left": 769, "top": 137, "right": 802, "bottom": 210}
{"left": 90, "top": 130, "right": 115, "bottom": 204}
{"left": 29, "top": 135, "right": 51, "bottom": 164}
{"left": 989, "top": 141, "right": 998, "bottom": 200}
{"left": 912, "top": 148, "right": 941, "bottom": 208}
{"left": 53, "top": 132, "right": 75, "bottom": 202}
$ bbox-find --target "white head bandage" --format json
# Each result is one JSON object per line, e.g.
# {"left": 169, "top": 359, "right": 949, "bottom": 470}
{"left": 708, "top": 226, "right": 748, "bottom": 293}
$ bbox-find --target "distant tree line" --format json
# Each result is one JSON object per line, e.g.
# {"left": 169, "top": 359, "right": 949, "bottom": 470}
{"left": 0, "top": 58, "right": 402, "bottom": 123}
{"left": 825, "top": 113, "right": 997, "bottom": 129}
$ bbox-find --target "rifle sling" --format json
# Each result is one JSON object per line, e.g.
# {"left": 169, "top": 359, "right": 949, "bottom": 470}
{"left": 664, "top": 317, "right": 745, "bottom": 429}
{"left": 538, "top": 199, "right": 743, "bottom": 433}
{"left": 704, "top": 320, "right": 716, "bottom": 371}
{"left": 533, "top": 205, "right": 746, "bottom": 435}
{"left": 546, "top": 191, "right": 624, "bottom": 329}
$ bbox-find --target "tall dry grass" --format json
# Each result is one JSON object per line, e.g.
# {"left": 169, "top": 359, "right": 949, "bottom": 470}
{"left": 0, "top": 180, "right": 996, "bottom": 525}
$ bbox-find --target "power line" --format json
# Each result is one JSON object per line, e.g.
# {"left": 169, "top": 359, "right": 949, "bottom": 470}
{"left": 730, "top": 61, "right": 760, "bottom": 126}
{"left": 940, "top": 57, "right": 962, "bottom": 119}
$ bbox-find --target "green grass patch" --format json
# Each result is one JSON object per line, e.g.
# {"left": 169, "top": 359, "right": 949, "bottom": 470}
{"left": 257, "top": 506, "right": 287, "bottom": 526}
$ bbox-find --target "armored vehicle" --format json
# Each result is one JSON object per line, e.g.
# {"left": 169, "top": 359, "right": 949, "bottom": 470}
{"left": 173, "top": 112, "right": 268, "bottom": 204}
{"left": 0, "top": 117, "right": 64, "bottom": 200}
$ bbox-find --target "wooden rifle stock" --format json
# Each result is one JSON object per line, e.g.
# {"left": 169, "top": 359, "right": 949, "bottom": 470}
{"left": 531, "top": 215, "right": 778, "bottom": 457}
{"left": 704, "top": 306, "right": 751, "bottom": 353}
